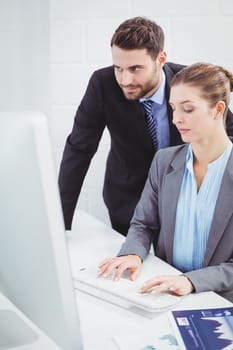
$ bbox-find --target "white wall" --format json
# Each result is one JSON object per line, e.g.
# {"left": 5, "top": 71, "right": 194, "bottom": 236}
{"left": 0, "top": 0, "right": 49, "bottom": 113}
{"left": 1, "top": 0, "right": 233, "bottom": 226}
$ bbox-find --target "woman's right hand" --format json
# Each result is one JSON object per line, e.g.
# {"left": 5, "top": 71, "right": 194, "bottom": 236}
{"left": 98, "top": 255, "right": 142, "bottom": 281}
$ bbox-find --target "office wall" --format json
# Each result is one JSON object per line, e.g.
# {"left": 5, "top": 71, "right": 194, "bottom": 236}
{"left": 0, "top": 0, "right": 49, "bottom": 113}
{"left": 1, "top": 1, "right": 233, "bottom": 226}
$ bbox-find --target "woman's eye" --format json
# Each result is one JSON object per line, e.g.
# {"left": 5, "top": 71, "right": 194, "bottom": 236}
{"left": 184, "top": 109, "right": 194, "bottom": 113}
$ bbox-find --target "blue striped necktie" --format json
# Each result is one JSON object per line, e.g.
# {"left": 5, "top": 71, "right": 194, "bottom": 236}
{"left": 142, "top": 100, "right": 157, "bottom": 150}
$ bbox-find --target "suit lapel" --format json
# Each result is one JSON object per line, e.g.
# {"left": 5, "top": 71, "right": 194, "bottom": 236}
{"left": 204, "top": 151, "right": 233, "bottom": 265}
{"left": 161, "top": 146, "right": 187, "bottom": 263}
{"left": 127, "top": 100, "right": 155, "bottom": 151}
{"left": 163, "top": 65, "right": 182, "bottom": 146}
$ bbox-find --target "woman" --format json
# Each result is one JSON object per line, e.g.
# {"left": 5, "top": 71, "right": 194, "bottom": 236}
{"left": 98, "top": 62, "right": 233, "bottom": 302}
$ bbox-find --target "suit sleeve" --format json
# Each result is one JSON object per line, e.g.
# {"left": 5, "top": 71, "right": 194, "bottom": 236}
{"left": 58, "top": 71, "right": 106, "bottom": 229}
{"left": 226, "top": 108, "right": 233, "bottom": 136}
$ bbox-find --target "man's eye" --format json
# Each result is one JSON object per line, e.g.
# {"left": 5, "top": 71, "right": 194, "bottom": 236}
{"left": 114, "top": 67, "right": 123, "bottom": 73}
{"left": 184, "top": 109, "right": 194, "bottom": 113}
{"left": 131, "top": 67, "right": 140, "bottom": 72}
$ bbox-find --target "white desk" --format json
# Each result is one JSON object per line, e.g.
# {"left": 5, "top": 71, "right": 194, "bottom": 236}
{"left": 68, "top": 210, "right": 233, "bottom": 350}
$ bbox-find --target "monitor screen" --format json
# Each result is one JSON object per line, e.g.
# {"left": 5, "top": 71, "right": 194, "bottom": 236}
{"left": 0, "top": 112, "right": 83, "bottom": 350}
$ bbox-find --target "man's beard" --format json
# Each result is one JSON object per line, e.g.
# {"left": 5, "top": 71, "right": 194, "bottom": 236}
{"left": 120, "top": 76, "right": 159, "bottom": 100}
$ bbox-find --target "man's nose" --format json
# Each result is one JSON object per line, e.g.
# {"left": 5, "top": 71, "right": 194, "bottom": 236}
{"left": 120, "top": 70, "right": 134, "bottom": 85}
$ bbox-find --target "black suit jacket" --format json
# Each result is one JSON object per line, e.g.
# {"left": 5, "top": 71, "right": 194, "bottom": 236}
{"left": 58, "top": 62, "right": 233, "bottom": 231}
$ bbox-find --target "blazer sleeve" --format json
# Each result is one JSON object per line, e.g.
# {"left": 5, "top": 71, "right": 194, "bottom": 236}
{"left": 58, "top": 70, "right": 106, "bottom": 229}
{"left": 184, "top": 259, "right": 233, "bottom": 301}
{"left": 118, "top": 154, "right": 161, "bottom": 260}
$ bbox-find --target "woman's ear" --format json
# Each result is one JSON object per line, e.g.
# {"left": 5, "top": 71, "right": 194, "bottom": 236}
{"left": 214, "top": 101, "right": 226, "bottom": 119}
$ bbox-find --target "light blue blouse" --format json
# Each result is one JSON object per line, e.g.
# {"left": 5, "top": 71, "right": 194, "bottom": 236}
{"left": 172, "top": 142, "right": 233, "bottom": 272}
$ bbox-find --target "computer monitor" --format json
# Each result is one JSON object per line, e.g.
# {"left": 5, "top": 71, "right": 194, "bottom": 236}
{"left": 0, "top": 112, "right": 83, "bottom": 350}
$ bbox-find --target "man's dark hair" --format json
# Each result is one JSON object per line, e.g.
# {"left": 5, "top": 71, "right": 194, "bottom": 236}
{"left": 111, "top": 16, "right": 164, "bottom": 60}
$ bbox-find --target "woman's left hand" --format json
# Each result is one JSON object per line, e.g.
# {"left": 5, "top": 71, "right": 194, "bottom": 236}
{"left": 140, "top": 274, "right": 194, "bottom": 296}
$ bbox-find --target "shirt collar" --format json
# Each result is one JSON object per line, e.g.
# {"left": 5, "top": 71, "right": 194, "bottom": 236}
{"left": 186, "top": 144, "right": 194, "bottom": 174}
{"left": 186, "top": 142, "right": 233, "bottom": 173}
{"left": 139, "top": 70, "right": 165, "bottom": 105}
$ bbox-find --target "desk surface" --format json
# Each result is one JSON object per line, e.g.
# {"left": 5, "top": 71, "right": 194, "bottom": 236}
{"left": 68, "top": 210, "right": 233, "bottom": 350}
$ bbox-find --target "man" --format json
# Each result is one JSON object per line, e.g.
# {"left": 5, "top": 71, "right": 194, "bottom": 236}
{"left": 58, "top": 17, "right": 233, "bottom": 235}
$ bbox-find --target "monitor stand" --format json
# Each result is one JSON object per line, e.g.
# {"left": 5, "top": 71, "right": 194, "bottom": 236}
{"left": 0, "top": 310, "right": 38, "bottom": 349}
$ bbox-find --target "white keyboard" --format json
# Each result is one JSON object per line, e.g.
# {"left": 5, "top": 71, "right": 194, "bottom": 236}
{"left": 73, "top": 265, "right": 180, "bottom": 315}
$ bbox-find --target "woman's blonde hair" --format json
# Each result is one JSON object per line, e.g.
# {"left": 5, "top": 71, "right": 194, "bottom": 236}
{"left": 171, "top": 63, "right": 233, "bottom": 121}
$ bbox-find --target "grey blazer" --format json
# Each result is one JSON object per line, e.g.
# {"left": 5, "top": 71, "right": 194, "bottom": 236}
{"left": 119, "top": 144, "right": 233, "bottom": 302}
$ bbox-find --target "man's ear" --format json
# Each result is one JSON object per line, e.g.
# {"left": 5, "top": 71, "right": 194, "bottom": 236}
{"left": 157, "top": 51, "right": 167, "bottom": 67}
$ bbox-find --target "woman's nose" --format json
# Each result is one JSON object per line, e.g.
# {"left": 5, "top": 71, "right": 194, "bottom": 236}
{"left": 172, "top": 110, "right": 183, "bottom": 125}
